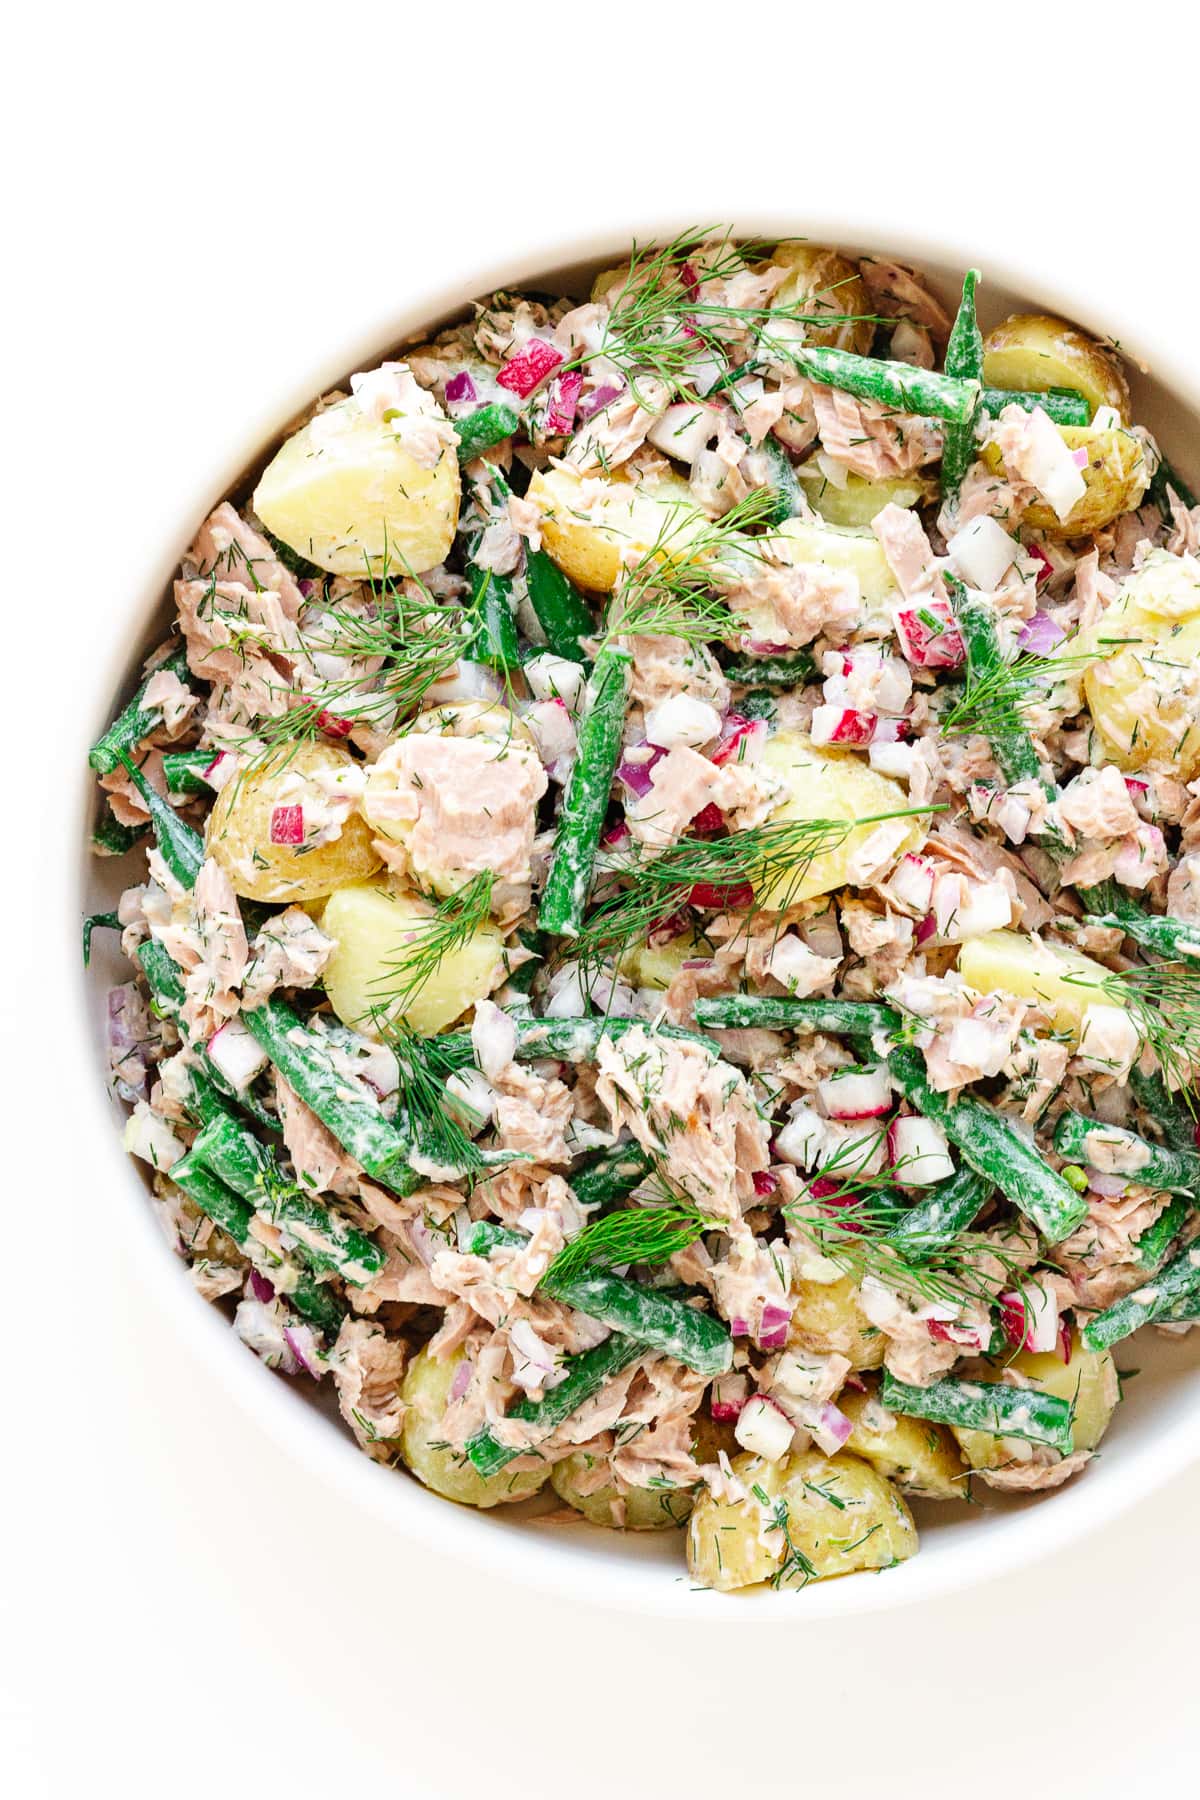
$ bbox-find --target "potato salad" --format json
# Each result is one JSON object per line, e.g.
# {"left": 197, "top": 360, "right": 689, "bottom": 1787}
{"left": 87, "top": 233, "right": 1200, "bottom": 1594}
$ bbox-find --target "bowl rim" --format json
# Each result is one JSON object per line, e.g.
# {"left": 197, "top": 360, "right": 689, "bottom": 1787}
{"left": 73, "top": 210, "right": 1200, "bottom": 1621}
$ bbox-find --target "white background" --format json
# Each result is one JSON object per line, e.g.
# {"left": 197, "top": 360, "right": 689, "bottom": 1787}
{"left": 7, "top": 5, "right": 1200, "bottom": 1795}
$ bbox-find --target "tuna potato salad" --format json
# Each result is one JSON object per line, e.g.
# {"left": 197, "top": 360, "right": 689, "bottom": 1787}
{"left": 88, "top": 232, "right": 1200, "bottom": 1594}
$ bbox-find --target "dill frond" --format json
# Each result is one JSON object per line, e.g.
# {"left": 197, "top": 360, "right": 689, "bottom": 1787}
{"left": 367, "top": 873, "right": 495, "bottom": 1018}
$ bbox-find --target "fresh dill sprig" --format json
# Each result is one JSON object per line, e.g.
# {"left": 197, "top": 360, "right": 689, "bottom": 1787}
{"left": 367, "top": 873, "right": 496, "bottom": 1017}
{"left": 1095, "top": 962, "right": 1200, "bottom": 1098}
{"left": 938, "top": 641, "right": 1100, "bottom": 742}
{"left": 544, "top": 1197, "right": 722, "bottom": 1288}
{"left": 749, "top": 1485, "right": 818, "bottom": 1590}
{"left": 600, "top": 489, "right": 776, "bottom": 649}
{"left": 369, "top": 1016, "right": 485, "bottom": 1176}
{"left": 572, "top": 808, "right": 941, "bottom": 975}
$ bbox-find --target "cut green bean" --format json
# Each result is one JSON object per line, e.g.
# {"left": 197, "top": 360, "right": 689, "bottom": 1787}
{"left": 89, "top": 645, "right": 192, "bottom": 774}
{"left": 783, "top": 345, "right": 981, "bottom": 424}
{"left": 889, "top": 1045, "right": 1087, "bottom": 1241}
{"left": 117, "top": 750, "right": 204, "bottom": 889}
{"left": 1147, "top": 455, "right": 1198, "bottom": 516}
{"left": 1052, "top": 1111, "right": 1200, "bottom": 1195}
{"left": 162, "top": 747, "right": 216, "bottom": 797}
{"left": 950, "top": 579, "right": 1043, "bottom": 785}
{"left": 886, "top": 1165, "right": 995, "bottom": 1255}
{"left": 82, "top": 910, "right": 121, "bottom": 967}
{"left": 693, "top": 994, "right": 894, "bottom": 1039}
{"left": 437, "top": 1013, "right": 717, "bottom": 1069}
{"left": 1081, "top": 1242, "right": 1200, "bottom": 1350}
{"left": 1128, "top": 1066, "right": 1198, "bottom": 1155}
{"left": 941, "top": 270, "right": 983, "bottom": 503}
{"left": 525, "top": 548, "right": 595, "bottom": 662}
{"left": 465, "top": 1331, "right": 642, "bottom": 1476}
{"left": 538, "top": 643, "right": 633, "bottom": 937}
{"left": 1077, "top": 883, "right": 1200, "bottom": 961}
{"left": 454, "top": 402, "right": 521, "bottom": 464}
{"left": 134, "top": 940, "right": 279, "bottom": 1133}
{"left": 756, "top": 437, "right": 804, "bottom": 524}
{"left": 239, "top": 998, "right": 419, "bottom": 1197}
{"left": 189, "top": 1113, "right": 384, "bottom": 1284}
{"left": 466, "top": 566, "right": 520, "bottom": 673}
{"left": 170, "top": 1154, "right": 345, "bottom": 1337}
{"left": 1134, "top": 1194, "right": 1192, "bottom": 1271}
{"left": 92, "top": 806, "right": 149, "bottom": 857}
{"left": 980, "top": 387, "right": 1090, "bottom": 426}
{"left": 879, "top": 1370, "right": 1075, "bottom": 1455}
{"left": 721, "top": 650, "right": 817, "bottom": 689}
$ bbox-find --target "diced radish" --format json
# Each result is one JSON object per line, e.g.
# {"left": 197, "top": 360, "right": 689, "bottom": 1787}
{"left": 616, "top": 740, "right": 666, "bottom": 798}
{"left": 1057, "top": 1321, "right": 1073, "bottom": 1364}
{"left": 579, "top": 381, "right": 624, "bottom": 421}
{"left": 687, "top": 881, "right": 753, "bottom": 910}
{"left": 644, "top": 694, "right": 722, "bottom": 749}
{"left": 317, "top": 709, "right": 353, "bottom": 738}
{"left": 758, "top": 1304, "right": 793, "bottom": 1351}
{"left": 601, "top": 820, "right": 631, "bottom": 850}
{"left": 893, "top": 599, "right": 965, "bottom": 670}
{"left": 947, "top": 515, "right": 1018, "bottom": 590}
{"left": 810, "top": 704, "right": 876, "bottom": 747}
{"left": 803, "top": 1400, "right": 853, "bottom": 1457}
{"left": 207, "top": 1020, "right": 269, "bottom": 1090}
{"left": 916, "top": 911, "right": 936, "bottom": 945}
{"left": 869, "top": 742, "right": 915, "bottom": 779}
{"left": 542, "top": 369, "right": 583, "bottom": 436}
{"left": 248, "top": 1270, "right": 275, "bottom": 1304}
{"left": 883, "top": 852, "right": 935, "bottom": 917}
{"left": 999, "top": 1280, "right": 1060, "bottom": 1354}
{"left": 524, "top": 652, "right": 585, "bottom": 711}
{"left": 735, "top": 1394, "right": 794, "bottom": 1461}
{"left": 444, "top": 369, "right": 477, "bottom": 407}
{"left": 711, "top": 713, "right": 766, "bottom": 767}
{"left": 1026, "top": 542, "right": 1054, "bottom": 586}
{"left": 870, "top": 715, "right": 911, "bottom": 745}
{"left": 927, "top": 1318, "right": 988, "bottom": 1351}
{"left": 931, "top": 872, "right": 1013, "bottom": 941}
{"left": 888, "top": 1115, "right": 954, "bottom": 1187}
{"left": 752, "top": 1170, "right": 778, "bottom": 1197}
{"left": 269, "top": 804, "right": 304, "bottom": 846}
{"left": 203, "top": 749, "right": 236, "bottom": 792}
{"left": 710, "top": 1373, "right": 748, "bottom": 1423}
{"left": 496, "top": 338, "right": 563, "bottom": 399}
{"left": 690, "top": 802, "right": 725, "bottom": 835}
{"left": 818, "top": 1064, "right": 893, "bottom": 1120}
{"left": 646, "top": 400, "right": 719, "bottom": 464}
{"left": 729, "top": 1317, "right": 750, "bottom": 1338}
{"left": 678, "top": 261, "right": 700, "bottom": 300}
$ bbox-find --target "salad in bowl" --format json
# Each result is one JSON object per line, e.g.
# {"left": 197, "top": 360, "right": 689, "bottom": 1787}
{"left": 85, "top": 231, "right": 1200, "bottom": 1595}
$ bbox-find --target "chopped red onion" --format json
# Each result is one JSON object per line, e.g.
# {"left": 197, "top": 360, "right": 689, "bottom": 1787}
{"left": 317, "top": 708, "right": 353, "bottom": 738}
{"left": 647, "top": 907, "right": 693, "bottom": 947}
{"left": 579, "top": 381, "right": 624, "bottom": 421}
{"left": 248, "top": 1270, "right": 275, "bottom": 1304}
{"left": 687, "top": 880, "right": 754, "bottom": 910}
{"left": 1017, "top": 610, "right": 1067, "bottom": 655}
{"left": 283, "top": 1324, "right": 323, "bottom": 1378}
{"left": 1027, "top": 542, "right": 1055, "bottom": 585}
{"left": 444, "top": 370, "right": 477, "bottom": 405}
{"left": 757, "top": 1303, "right": 793, "bottom": 1351}
{"left": 1086, "top": 1167, "right": 1127, "bottom": 1198}
{"left": 616, "top": 741, "right": 666, "bottom": 798}
{"left": 916, "top": 910, "right": 936, "bottom": 945}
{"left": 752, "top": 1170, "right": 778, "bottom": 1197}
{"left": 729, "top": 1316, "right": 749, "bottom": 1338}
{"left": 449, "top": 1357, "right": 474, "bottom": 1402}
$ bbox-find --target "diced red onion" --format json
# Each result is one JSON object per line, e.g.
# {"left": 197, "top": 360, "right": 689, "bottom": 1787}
{"left": 743, "top": 638, "right": 791, "bottom": 655}
{"left": 647, "top": 908, "right": 692, "bottom": 947}
{"left": 297, "top": 579, "right": 315, "bottom": 599}
{"left": 269, "top": 804, "right": 304, "bottom": 846}
{"left": 579, "top": 381, "right": 624, "bottom": 421}
{"left": 916, "top": 910, "right": 936, "bottom": 945}
{"left": 449, "top": 1357, "right": 474, "bottom": 1402}
{"left": 248, "top": 1270, "right": 275, "bottom": 1303}
{"left": 811, "top": 1401, "right": 853, "bottom": 1454}
{"left": 1027, "top": 542, "right": 1055, "bottom": 585}
{"left": 601, "top": 821, "right": 631, "bottom": 851}
{"left": 444, "top": 370, "right": 477, "bottom": 405}
{"left": 616, "top": 741, "right": 666, "bottom": 798}
{"left": 1086, "top": 1167, "right": 1127, "bottom": 1198}
{"left": 757, "top": 1304, "right": 793, "bottom": 1351}
{"left": 678, "top": 261, "right": 700, "bottom": 300}
{"left": 690, "top": 802, "right": 725, "bottom": 835}
{"left": 729, "top": 1317, "right": 750, "bottom": 1338}
{"left": 496, "top": 338, "right": 563, "bottom": 399}
{"left": 1018, "top": 610, "right": 1067, "bottom": 655}
{"left": 687, "top": 881, "right": 754, "bottom": 910}
{"left": 283, "top": 1325, "right": 322, "bottom": 1378}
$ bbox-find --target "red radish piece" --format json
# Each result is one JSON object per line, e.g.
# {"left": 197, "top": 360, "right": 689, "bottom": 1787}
{"left": 690, "top": 802, "right": 725, "bottom": 835}
{"left": 1026, "top": 542, "right": 1054, "bottom": 585}
{"left": 496, "top": 339, "right": 563, "bottom": 399}
{"left": 818, "top": 1065, "right": 893, "bottom": 1120}
{"left": 729, "top": 1317, "right": 750, "bottom": 1338}
{"left": 888, "top": 1115, "right": 954, "bottom": 1186}
{"left": 710, "top": 1373, "right": 748, "bottom": 1423}
{"left": 543, "top": 369, "right": 583, "bottom": 435}
{"left": 207, "top": 1020, "right": 269, "bottom": 1090}
{"left": 647, "top": 908, "right": 692, "bottom": 947}
{"left": 711, "top": 713, "right": 766, "bottom": 766}
{"left": 1057, "top": 1322, "right": 1073, "bottom": 1364}
{"left": 752, "top": 1170, "right": 778, "bottom": 1197}
{"left": 871, "top": 715, "right": 911, "bottom": 745}
{"left": 894, "top": 600, "right": 965, "bottom": 670}
{"left": 916, "top": 911, "right": 936, "bottom": 945}
{"left": 687, "top": 881, "right": 754, "bottom": 910}
{"left": 269, "top": 805, "right": 304, "bottom": 846}
{"left": 678, "top": 261, "right": 700, "bottom": 300}
{"left": 317, "top": 709, "right": 353, "bottom": 738}
{"left": 811, "top": 704, "right": 876, "bottom": 747}
{"left": 601, "top": 820, "right": 631, "bottom": 850}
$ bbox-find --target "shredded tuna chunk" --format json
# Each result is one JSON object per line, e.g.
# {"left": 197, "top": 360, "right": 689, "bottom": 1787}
{"left": 328, "top": 1319, "right": 408, "bottom": 1459}
{"left": 811, "top": 386, "right": 942, "bottom": 481}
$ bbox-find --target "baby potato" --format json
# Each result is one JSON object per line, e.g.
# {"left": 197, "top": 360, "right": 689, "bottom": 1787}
{"left": 527, "top": 464, "right": 705, "bottom": 593}
{"left": 205, "top": 742, "right": 381, "bottom": 903}
{"left": 982, "top": 312, "right": 1131, "bottom": 422}
{"left": 839, "top": 1383, "right": 967, "bottom": 1500}
{"left": 788, "top": 1274, "right": 886, "bottom": 1371}
{"left": 1079, "top": 548, "right": 1200, "bottom": 779}
{"left": 686, "top": 1448, "right": 917, "bottom": 1592}
{"left": 321, "top": 881, "right": 505, "bottom": 1038}
{"left": 407, "top": 698, "right": 533, "bottom": 746}
{"left": 765, "top": 243, "right": 874, "bottom": 354}
{"left": 253, "top": 387, "right": 461, "bottom": 578}
{"left": 981, "top": 422, "right": 1147, "bottom": 538}
{"left": 399, "top": 1345, "right": 549, "bottom": 1509}
{"left": 773, "top": 515, "right": 899, "bottom": 608}
{"left": 958, "top": 929, "right": 1122, "bottom": 1040}
{"left": 550, "top": 1453, "right": 695, "bottom": 1530}
{"left": 794, "top": 463, "right": 933, "bottom": 528}
{"left": 757, "top": 731, "right": 924, "bottom": 907}
{"left": 952, "top": 1334, "right": 1118, "bottom": 1474}
{"left": 618, "top": 928, "right": 711, "bottom": 992}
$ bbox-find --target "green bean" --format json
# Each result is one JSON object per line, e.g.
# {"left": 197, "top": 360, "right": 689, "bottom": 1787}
{"left": 88, "top": 645, "right": 192, "bottom": 774}
{"left": 538, "top": 643, "right": 633, "bottom": 937}
{"left": 879, "top": 1370, "right": 1075, "bottom": 1455}
{"left": 436, "top": 1013, "right": 717, "bottom": 1069}
{"left": 755, "top": 438, "right": 804, "bottom": 524}
{"left": 525, "top": 548, "right": 595, "bottom": 662}
{"left": 116, "top": 751, "right": 204, "bottom": 889}
{"left": 466, "top": 566, "right": 520, "bottom": 673}
{"left": 950, "top": 579, "right": 1043, "bottom": 785}
{"left": 980, "top": 387, "right": 1090, "bottom": 426}
{"left": 1147, "top": 454, "right": 1198, "bottom": 516}
{"left": 886, "top": 1165, "right": 995, "bottom": 1255}
{"left": 721, "top": 650, "right": 817, "bottom": 689}
{"left": 1052, "top": 1111, "right": 1200, "bottom": 1194}
{"left": 465, "top": 1332, "right": 643, "bottom": 1476}
{"left": 1128, "top": 1066, "right": 1199, "bottom": 1155}
{"left": 1077, "top": 883, "right": 1200, "bottom": 961}
{"left": 82, "top": 911, "right": 121, "bottom": 967}
{"left": 785, "top": 345, "right": 981, "bottom": 424}
{"left": 134, "top": 940, "right": 279, "bottom": 1134}
{"left": 92, "top": 806, "right": 149, "bottom": 857}
{"left": 1134, "top": 1195, "right": 1192, "bottom": 1271}
{"left": 454, "top": 402, "right": 521, "bottom": 464}
{"left": 161, "top": 747, "right": 216, "bottom": 797}
{"left": 1081, "top": 1242, "right": 1200, "bottom": 1350}
{"left": 693, "top": 994, "right": 893, "bottom": 1039}
{"left": 889, "top": 1045, "right": 1087, "bottom": 1241}
{"left": 941, "top": 270, "right": 983, "bottom": 503}
{"left": 189, "top": 1113, "right": 384, "bottom": 1284}
{"left": 570, "top": 1141, "right": 654, "bottom": 1212}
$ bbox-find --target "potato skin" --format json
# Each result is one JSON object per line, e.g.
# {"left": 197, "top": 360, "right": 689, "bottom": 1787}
{"left": 839, "top": 1384, "right": 967, "bottom": 1500}
{"left": 205, "top": 742, "right": 381, "bottom": 903}
{"left": 981, "top": 422, "right": 1147, "bottom": 538}
{"left": 795, "top": 464, "right": 932, "bottom": 528}
{"left": 952, "top": 1335, "right": 1118, "bottom": 1475}
{"left": 399, "top": 1346, "right": 549, "bottom": 1509}
{"left": 550, "top": 1452, "right": 695, "bottom": 1530}
{"left": 983, "top": 312, "right": 1131, "bottom": 422}
{"left": 787, "top": 1274, "right": 886, "bottom": 1372}
{"left": 527, "top": 464, "right": 703, "bottom": 594}
{"left": 321, "top": 880, "right": 504, "bottom": 1038}
{"left": 1079, "top": 549, "right": 1200, "bottom": 779}
{"left": 767, "top": 244, "right": 874, "bottom": 355}
{"left": 686, "top": 1448, "right": 917, "bottom": 1593}
{"left": 758, "top": 732, "right": 924, "bottom": 906}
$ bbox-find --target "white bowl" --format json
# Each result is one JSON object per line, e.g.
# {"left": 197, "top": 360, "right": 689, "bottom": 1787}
{"left": 75, "top": 218, "right": 1200, "bottom": 1620}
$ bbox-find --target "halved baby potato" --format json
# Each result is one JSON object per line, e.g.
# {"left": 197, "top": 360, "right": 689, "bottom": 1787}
{"left": 527, "top": 464, "right": 705, "bottom": 593}
{"left": 839, "top": 1384, "right": 967, "bottom": 1500}
{"left": 550, "top": 1452, "right": 696, "bottom": 1530}
{"left": 981, "top": 421, "right": 1148, "bottom": 538}
{"left": 1079, "top": 548, "right": 1200, "bottom": 779}
{"left": 788, "top": 1274, "right": 886, "bottom": 1372}
{"left": 618, "top": 928, "right": 712, "bottom": 992}
{"left": 958, "top": 929, "right": 1123, "bottom": 1040}
{"left": 757, "top": 731, "right": 925, "bottom": 906}
{"left": 254, "top": 387, "right": 461, "bottom": 577}
{"left": 982, "top": 312, "right": 1131, "bottom": 423}
{"left": 765, "top": 243, "right": 874, "bottom": 355}
{"left": 205, "top": 742, "right": 381, "bottom": 903}
{"left": 686, "top": 1447, "right": 917, "bottom": 1592}
{"left": 321, "top": 880, "right": 505, "bottom": 1038}
{"left": 952, "top": 1335, "right": 1118, "bottom": 1475}
{"left": 795, "top": 464, "right": 933, "bottom": 529}
{"left": 400, "top": 1345, "right": 549, "bottom": 1508}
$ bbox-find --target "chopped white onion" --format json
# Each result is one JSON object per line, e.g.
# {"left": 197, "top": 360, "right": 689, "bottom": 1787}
{"left": 122, "top": 1100, "right": 184, "bottom": 1171}
{"left": 947, "top": 515, "right": 1019, "bottom": 591}
{"left": 889, "top": 1116, "right": 954, "bottom": 1187}
{"left": 735, "top": 1394, "right": 794, "bottom": 1461}
{"left": 207, "top": 1019, "right": 269, "bottom": 1090}
{"left": 646, "top": 401, "right": 720, "bottom": 464}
